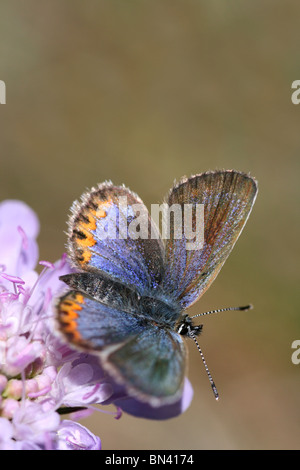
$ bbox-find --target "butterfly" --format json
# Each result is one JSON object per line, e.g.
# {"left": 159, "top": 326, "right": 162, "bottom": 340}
{"left": 56, "top": 170, "right": 258, "bottom": 406}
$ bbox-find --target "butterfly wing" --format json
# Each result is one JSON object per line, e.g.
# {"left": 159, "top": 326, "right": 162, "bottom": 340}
{"left": 105, "top": 326, "right": 186, "bottom": 406}
{"left": 56, "top": 289, "right": 186, "bottom": 406}
{"left": 67, "top": 182, "right": 164, "bottom": 295}
{"left": 162, "top": 170, "right": 258, "bottom": 309}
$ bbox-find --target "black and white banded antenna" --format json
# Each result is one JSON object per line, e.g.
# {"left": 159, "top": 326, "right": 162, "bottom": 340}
{"left": 191, "top": 304, "right": 253, "bottom": 320}
{"left": 187, "top": 327, "right": 219, "bottom": 400}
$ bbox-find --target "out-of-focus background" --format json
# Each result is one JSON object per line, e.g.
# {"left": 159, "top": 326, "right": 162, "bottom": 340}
{"left": 0, "top": 0, "right": 299, "bottom": 450}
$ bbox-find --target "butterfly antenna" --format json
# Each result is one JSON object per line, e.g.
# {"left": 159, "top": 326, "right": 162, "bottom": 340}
{"left": 188, "top": 328, "right": 219, "bottom": 401}
{"left": 191, "top": 304, "right": 253, "bottom": 319}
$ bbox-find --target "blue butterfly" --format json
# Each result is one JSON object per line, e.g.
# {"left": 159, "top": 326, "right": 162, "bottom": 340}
{"left": 56, "top": 170, "right": 258, "bottom": 406}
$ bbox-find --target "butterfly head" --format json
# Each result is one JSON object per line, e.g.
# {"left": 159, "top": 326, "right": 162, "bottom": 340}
{"left": 176, "top": 314, "right": 203, "bottom": 337}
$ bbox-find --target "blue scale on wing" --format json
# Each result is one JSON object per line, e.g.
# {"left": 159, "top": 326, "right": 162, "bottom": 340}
{"left": 90, "top": 208, "right": 158, "bottom": 292}
{"left": 68, "top": 183, "right": 165, "bottom": 296}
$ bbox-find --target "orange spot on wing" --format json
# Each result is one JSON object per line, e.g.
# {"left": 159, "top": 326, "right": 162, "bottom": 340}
{"left": 79, "top": 210, "right": 97, "bottom": 231}
{"left": 76, "top": 230, "right": 96, "bottom": 247}
{"left": 63, "top": 322, "right": 82, "bottom": 342}
{"left": 79, "top": 248, "right": 92, "bottom": 265}
{"left": 64, "top": 319, "right": 78, "bottom": 331}
{"left": 76, "top": 294, "right": 84, "bottom": 303}
{"left": 60, "top": 297, "right": 82, "bottom": 318}
{"left": 59, "top": 295, "right": 85, "bottom": 343}
{"left": 96, "top": 209, "right": 107, "bottom": 218}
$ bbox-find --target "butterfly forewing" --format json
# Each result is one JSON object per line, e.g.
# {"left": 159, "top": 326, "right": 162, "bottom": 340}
{"left": 67, "top": 182, "right": 165, "bottom": 295}
{"left": 162, "top": 171, "right": 258, "bottom": 309}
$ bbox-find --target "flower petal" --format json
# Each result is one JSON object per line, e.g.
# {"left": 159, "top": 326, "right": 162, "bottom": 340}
{"left": 12, "top": 402, "right": 60, "bottom": 444}
{"left": 0, "top": 200, "right": 39, "bottom": 283}
{"left": 0, "top": 417, "right": 16, "bottom": 449}
{"left": 111, "top": 378, "right": 194, "bottom": 420}
{"left": 56, "top": 420, "right": 101, "bottom": 450}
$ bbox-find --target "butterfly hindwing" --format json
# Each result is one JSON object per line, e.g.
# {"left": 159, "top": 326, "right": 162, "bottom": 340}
{"left": 56, "top": 287, "right": 186, "bottom": 406}
{"left": 162, "top": 170, "right": 258, "bottom": 309}
{"left": 105, "top": 327, "right": 186, "bottom": 406}
{"left": 67, "top": 182, "right": 165, "bottom": 295}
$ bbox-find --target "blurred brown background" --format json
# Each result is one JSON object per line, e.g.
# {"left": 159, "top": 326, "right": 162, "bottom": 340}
{"left": 0, "top": 0, "right": 299, "bottom": 450}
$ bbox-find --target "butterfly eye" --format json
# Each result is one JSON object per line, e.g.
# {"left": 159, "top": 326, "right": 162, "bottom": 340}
{"left": 177, "top": 323, "right": 189, "bottom": 336}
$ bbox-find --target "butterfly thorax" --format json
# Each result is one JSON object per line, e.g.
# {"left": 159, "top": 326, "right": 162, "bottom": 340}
{"left": 138, "top": 292, "right": 182, "bottom": 329}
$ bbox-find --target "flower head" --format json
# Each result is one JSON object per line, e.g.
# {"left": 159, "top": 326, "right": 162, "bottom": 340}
{"left": 0, "top": 200, "right": 111, "bottom": 449}
{"left": 0, "top": 200, "right": 193, "bottom": 449}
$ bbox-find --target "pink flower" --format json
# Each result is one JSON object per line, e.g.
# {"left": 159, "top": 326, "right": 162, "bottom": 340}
{"left": 0, "top": 200, "right": 110, "bottom": 449}
{"left": 0, "top": 199, "right": 193, "bottom": 450}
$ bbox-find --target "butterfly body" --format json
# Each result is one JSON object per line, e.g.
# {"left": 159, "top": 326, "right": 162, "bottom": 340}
{"left": 56, "top": 170, "right": 257, "bottom": 406}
